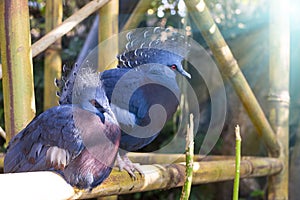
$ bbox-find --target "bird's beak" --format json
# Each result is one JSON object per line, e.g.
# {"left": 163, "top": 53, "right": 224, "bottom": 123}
{"left": 179, "top": 69, "right": 191, "bottom": 79}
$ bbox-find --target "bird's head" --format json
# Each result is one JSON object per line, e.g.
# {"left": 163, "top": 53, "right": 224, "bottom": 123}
{"left": 117, "top": 27, "right": 191, "bottom": 79}
{"left": 87, "top": 86, "right": 117, "bottom": 124}
{"left": 118, "top": 48, "right": 191, "bottom": 79}
{"left": 73, "top": 70, "right": 117, "bottom": 124}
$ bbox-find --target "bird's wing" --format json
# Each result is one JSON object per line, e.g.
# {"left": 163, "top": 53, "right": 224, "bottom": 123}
{"left": 4, "top": 105, "right": 84, "bottom": 173}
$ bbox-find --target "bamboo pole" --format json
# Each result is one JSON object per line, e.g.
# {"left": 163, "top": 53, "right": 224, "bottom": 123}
{"left": 233, "top": 125, "right": 241, "bottom": 200}
{"left": 267, "top": 0, "right": 290, "bottom": 199}
{"left": 184, "top": 0, "right": 280, "bottom": 157}
{"left": 0, "top": 0, "right": 36, "bottom": 142}
{"left": 98, "top": 0, "right": 119, "bottom": 71}
{"left": 83, "top": 156, "right": 282, "bottom": 199}
{"left": 97, "top": 2, "right": 119, "bottom": 198}
{"left": 43, "top": 0, "right": 62, "bottom": 110}
{"left": 122, "top": 0, "right": 151, "bottom": 31}
{"left": 180, "top": 114, "right": 194, "bottom": 200}
{"left": 0, "top": 154, "right": 283, "bottom": 199}
{"left": 0, "top": 153, "right": 4, "bottom": 168}
{"left": 31, "top": 0, "right": 111, "bottom": 58}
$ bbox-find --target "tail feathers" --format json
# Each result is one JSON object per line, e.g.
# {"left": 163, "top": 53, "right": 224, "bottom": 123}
{"left": 4, "top": 147, "right": 49, "bottom": 173}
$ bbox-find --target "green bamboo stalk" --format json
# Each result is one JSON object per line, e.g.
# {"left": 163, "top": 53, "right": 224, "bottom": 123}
{"left": 180, "top": 114, "right": 194, "bottom": 200}
{"left": 44, "top": 0, "right": 62, "bottom": 110}
{"left": 0, "top": 0, "right": 36, "bottom": 143}
{"left": 32, "top": 0, "right": 111, "bottom": 58}
{"left": 233, "top": 125, "right": 241, "bottom": 200}
{"left": 98, "top": 0, "right": 119, "bottom": 71}
{"left": 122, "top": 0, "right": 151, "bottom": 31}
{"left": 267, "top": 1, "right": 290, "bottom": 199}
{"left": 184, "top": 0, "right": 280, "bottom": 157}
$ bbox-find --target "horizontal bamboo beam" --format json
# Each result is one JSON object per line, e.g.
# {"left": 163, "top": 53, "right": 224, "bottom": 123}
{"left": 82, "top": 156, "right": 283, "bottom": 198}
{"left": 31, "top": 0, "right": 110, "bottom": 57}
{"left": 0, "top": 154, "right": 282, "bottom": 199}
{"left": 185, "top": 0, "right": 280, "bottom": 157}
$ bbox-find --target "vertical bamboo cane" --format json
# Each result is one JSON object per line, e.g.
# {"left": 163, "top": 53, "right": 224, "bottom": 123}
{"left": 184, "top": 0, "right": 280, "bottom": 157}
{"left": 233, "top": 125, "right": 241, "bottom": 200}
{"left": 267, "top": 1, "right": 290, "bottom": 199}
{"left": 44, "top": 0, "right": 62, "bottom": 110}
{"left": 98, "top": 0, "right": 119, "bottom": 71}
{"left": 180, "top": 114, "right": 194, "bottom": 200}
{"left": 0, "top": 0, "right": 36, "bottom": 143}
{"left": 97, "top": 1, "right": 118, "bottom": 199}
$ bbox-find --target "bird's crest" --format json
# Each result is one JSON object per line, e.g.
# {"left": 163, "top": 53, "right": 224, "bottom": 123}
{"left": 55, "top": 63, "right": 81, "bottom": 105}
{"left": 117, "top": 27, "right": 190, "bottom": 69}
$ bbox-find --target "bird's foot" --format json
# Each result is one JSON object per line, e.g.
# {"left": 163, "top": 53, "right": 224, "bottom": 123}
{"left": 116, "top": 153, "right": 143, "bottom": 179}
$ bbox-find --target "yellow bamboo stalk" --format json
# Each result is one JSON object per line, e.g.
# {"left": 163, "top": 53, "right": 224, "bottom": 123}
{"left": 0, "top": 153, "right": 282, "bottom": 199}
{"left": 122, "top": 0, "right": 151, "bottom": 31}
{"left": 267, "top": 1, "right": 290, "bottom": 199}
{"left": 32, "top": 0, "right": 111, "bottom": 58}
{"left": 98, "top": 0, "right": 119, "bottom": 71}
{"left": 0, "top": 153, "right": 4, "bottom": 168}
{"left": 0, "top": 0, "right": 36, "bottom": 142}
{"left": 43, "top": 0, "right": 63, "bottom": 110}
{"left": 184, "top": 0, "right": 280, "bottom": 157}
{"left": 83, "top": 156, "right": 282, "bottom": 199}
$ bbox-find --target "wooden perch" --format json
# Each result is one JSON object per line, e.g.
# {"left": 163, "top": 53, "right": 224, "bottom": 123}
{"left": 31, "top": 0, "right": 111, "bottom": 57}
{"left": 0, "top": 154, "right": 282, "bottom": 199}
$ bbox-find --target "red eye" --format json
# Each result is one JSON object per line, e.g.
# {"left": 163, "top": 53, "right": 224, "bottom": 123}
{"left": 171, "top": 64, "right": 177, "bottom": 70}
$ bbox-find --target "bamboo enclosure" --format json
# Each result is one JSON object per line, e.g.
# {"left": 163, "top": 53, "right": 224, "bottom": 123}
{"left": 0, "top": 0, "right": 36, "bottom": 143}
{"left": 43, "top": 0, "right": 63, "bottom": 110}
{"left": 0, "top": 153, "right": 283, "bottom": 199}
{"left": 0, "top": 0, "right": 291, "bottom": 199}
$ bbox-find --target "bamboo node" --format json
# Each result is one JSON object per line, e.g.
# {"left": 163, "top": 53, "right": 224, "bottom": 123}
{"left": 267, "top": 92, "right": 290, "bottom": 105}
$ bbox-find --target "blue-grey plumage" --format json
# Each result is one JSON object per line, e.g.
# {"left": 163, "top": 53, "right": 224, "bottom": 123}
{"left": 4, "top": 85, "right": 121, "bottom": 189}
{"left": 100, "top": 65, "right": 180, "bottom": 152}
{"left": 54, "top": 27, "right": 191, "bottom": 175}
